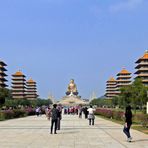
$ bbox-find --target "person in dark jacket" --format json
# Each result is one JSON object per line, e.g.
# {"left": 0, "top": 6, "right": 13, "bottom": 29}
{"left": 83, "top": 107, "right": 88, "bottom": 119}
{"left": 57, "top": 104, "right": 62, "bottom": 130}
{"left": 50, "top": 104, "right": 59, "bottom": 134}
{"left": 123, "top": 105, "right": 132, "bottom": 142}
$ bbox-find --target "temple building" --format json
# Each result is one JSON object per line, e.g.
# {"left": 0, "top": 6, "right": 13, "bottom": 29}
{"left": 116, "top": 68, "right": 132, "bottom": 94}
{"left": 135, "top": 51, "right": 148, "bottom": 85}
{"left": 26, "top": 78, "right": 37, "bottom": 100}
{"left": 11, "top": 71, "right": 26, "bottom": 99}
{"left": 106, "top": 77, "right": 117, "bottom": 99}
{"left": 0, "top": 60, "right": 8, "bottom": 88}
{"left": 59, "top": 79, "right": 89, "bottom": 105}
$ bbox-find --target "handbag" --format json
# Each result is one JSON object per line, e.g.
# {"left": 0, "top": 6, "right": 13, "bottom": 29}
{"left": 88, "top": 113, "right": 95, "bottom": 119}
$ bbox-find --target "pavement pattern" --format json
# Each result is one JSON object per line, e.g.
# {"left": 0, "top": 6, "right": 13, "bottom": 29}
{"left": 0, "top": 114, "right": 148, "bottom": 148}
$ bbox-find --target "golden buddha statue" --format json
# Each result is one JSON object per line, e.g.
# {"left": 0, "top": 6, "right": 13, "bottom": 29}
{"left": 66, "top": 79, "right": 78, "bottom": 96}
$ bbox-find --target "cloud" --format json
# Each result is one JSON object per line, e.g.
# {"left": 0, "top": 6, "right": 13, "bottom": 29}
{"left": 109, "top": 0, "right": 143, "bottom": 12}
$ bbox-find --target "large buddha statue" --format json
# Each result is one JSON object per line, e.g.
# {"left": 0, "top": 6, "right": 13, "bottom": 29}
{"left": 66, "top": 79, "right": 78, "bottom": 96}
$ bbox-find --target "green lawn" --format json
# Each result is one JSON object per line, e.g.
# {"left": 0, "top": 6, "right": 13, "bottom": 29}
{"left": 132, "top": 125, "right": 148, "bottom": 134}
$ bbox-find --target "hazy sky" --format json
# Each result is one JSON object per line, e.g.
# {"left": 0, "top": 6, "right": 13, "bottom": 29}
{"left": 0, "top": 0, "right": 148, "bottom": 99}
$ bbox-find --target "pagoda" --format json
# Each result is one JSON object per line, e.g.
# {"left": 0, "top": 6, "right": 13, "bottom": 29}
{"left": 26, "top": 78, "right": 37, "bottom": 100}
{"left": 106, "top": 77, "right": 117, "bottom": 99}
{"left": 0, "top": 60, "right": 8, "bottom": 88}
{"left": 135, "top": 51, "right": 148, "bottom": 85}
{"left": 11, "top": 71, "right": 26, "bottom": 99}
{"left": 116, "top": 68, "right": 132, "bottom": 94}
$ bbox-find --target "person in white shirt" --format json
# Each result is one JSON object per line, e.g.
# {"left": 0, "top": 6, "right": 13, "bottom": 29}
{"left": 35, "top": 107, "right": 40, "bottom": 117}
{"left": 87, "top": 105, "right": 96, "bottom": 125}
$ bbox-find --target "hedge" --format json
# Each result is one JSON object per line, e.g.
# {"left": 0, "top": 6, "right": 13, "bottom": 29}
{"left": 95, "top": 108, "right": 124, "bottom": 121}
{"left": 95, "top": 108, "right": 148, "bottom": 127}
{"left": 0, "top": 108, "right": 36, "bottom": 121}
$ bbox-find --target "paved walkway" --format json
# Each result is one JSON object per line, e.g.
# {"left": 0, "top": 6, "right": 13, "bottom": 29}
{"left": 0, "top": 114, "right": 148, "bottom": 148}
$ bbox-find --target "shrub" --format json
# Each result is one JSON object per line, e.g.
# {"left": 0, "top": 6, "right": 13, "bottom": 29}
{"left": 0, "top": 108, "right": 36, "bottom": 120}
{"left": 135, "top": 114, "right": 148, "bottom": 128}
{"left": 13, "top": 109, "right": 26, "bottom": 118}
{"left": 95, "top": 108, "right": 148, "bottom": 128}
{"left": 95, "top": 108, "right": 124, "bottom": 121}
{"left": 0, "top": 112, "right": 5, "bottom": 121}
{"left": 25, "top": 107, "right": 35, "bottom": 116}
{"left": 112, "top": 110, "right": 124, "bottom": 121}
{"left": 1, "top": 110, "right": 15, "bottom": 119}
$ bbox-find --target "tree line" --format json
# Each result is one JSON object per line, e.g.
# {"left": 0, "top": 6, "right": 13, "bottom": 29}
{"left": 0, "top": 88, "right": 52, "bottom": 108}
{"left": 91, "top": 78, "right": 148, "bottom": 114}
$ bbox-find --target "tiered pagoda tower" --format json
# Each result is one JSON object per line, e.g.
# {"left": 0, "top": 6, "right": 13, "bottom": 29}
{"left": 26, "top": 78, "right": 37, "bottom": 100}
{"left": 11, "top": 71, "right": 26, "bottom": 99}
{"left": 0, "top": 60, "right": 8, "bottom": 88}
{"left": 135, "top": 51, "right": 148, "bottom": 85}
{"left": 106, "top": 77, "right": 117, "bottom": 99}
{"left": 116, "top": 68, "right": 132, "bottom": 94}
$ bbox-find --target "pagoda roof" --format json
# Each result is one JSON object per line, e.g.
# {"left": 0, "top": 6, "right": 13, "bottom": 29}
{"left": 0, "top": 73, "right": 7, "bottom": 76}
{"left": 136, "top": 51, "right": 148, "bottom": 63}
{"left": 0, "top": 65, "right": 7, "bottom": 71}
{"left": 27, "top": 78, "right": 36, "bottom": 83}
{"left": 107, "top": 77, "right": 116, "bottom": 82}
{"left": 0, "top": 77, "right": 8, "bottom": 81}
{"left": 117, "top": 68, "right": 131, "bottom": 75}
{"left": 12, "top": 71, "right": 25, "bottom": 77}
{"left": 0, "top": 60, "right": 7, "bottom": 66}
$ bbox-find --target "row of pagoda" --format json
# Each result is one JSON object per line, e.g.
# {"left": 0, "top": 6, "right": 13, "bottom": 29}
{"left": 106, "top": 51, "right": 148, "bottom": 98}
{"left": 0, "top": 61, "right": 37, "bottom": 100}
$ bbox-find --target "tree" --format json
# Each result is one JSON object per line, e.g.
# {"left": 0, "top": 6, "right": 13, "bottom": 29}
{"left": 30, "top": 99, "right": 52, "bottom": 107}
{"left": 90, "top": 98, "right": 113, "bottom": 108}
{"left": 0, "top": 88, "right": 12, "bottom": 106}
{"left": 118, "top": 78, "right": 148, "bottom": 113}
{"left": 112, "top": 96, "right": 119, "bottom": 107}
{"left": 119, "top": 85, "right": 133, "bottom": 108}
{"left": 131, "top": 78, "right": 148, "bottom": 112}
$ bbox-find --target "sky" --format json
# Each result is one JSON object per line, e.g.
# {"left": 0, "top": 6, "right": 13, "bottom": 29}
{"left": 0, "top": 0, "right": 148, "bottom": 100}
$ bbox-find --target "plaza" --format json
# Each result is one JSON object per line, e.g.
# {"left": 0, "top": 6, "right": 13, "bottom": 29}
{"left": 0, "top": 1, "right": 148, "bottom": 148}
{"left": 0, "top": 114, "right": 147, "bottom": 148}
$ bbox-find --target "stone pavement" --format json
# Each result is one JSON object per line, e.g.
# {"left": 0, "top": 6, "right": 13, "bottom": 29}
{"left": 0, "top": 114, "right": 148, "bottom": 148}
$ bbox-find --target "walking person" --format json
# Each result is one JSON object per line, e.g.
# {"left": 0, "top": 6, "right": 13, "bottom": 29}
{"left": 50, "top": 104, "right": 59, "bottom": 134}
{"left": 83, "top": 107, "right": 88, "bottom": 119}
{"left": 46, "top": 106, "right": 51, "bottom": 120}
{"left": 123, "top": 105, "right": 133, "bottom": 142}
{"left": 35, "top": 106, "right": 40, "bottom": 117}
{"left": 87, "top": 105, "right": 96, "bottom": 125}
{"left": 57, "top": 104, "right": 62, "bottom": 130}
{"left": 79, "top": 106, "right": 83, "bottom": 118}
